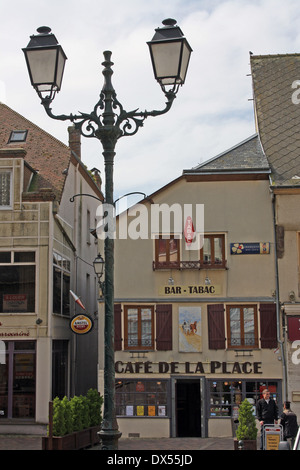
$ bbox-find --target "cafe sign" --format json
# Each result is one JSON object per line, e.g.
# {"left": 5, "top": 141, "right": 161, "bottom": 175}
{"left": 70, "top": 314, "right": 93, "bottom": 335}
{"left": 159, "top": 284, "right": 220, "bottom": 296}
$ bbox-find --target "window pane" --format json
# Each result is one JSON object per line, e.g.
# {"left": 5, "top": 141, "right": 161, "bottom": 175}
{"left": 0, "top": 252, "right": 11, "bottom": 263}
{"left": 127, "top": 308, "right": 138, "bottom": 348}
{"left": 230, "top": 308, "right": 241, "bottom": 346}
{"left": 158, "top": 239, "right": 167, "bottom": 262}
{"left": 203, "top": 238, "right": 211, "bottom": 263}
{"left": 214, "top": 237, "right": 223, "bottom": 264}
{"left": 244, "top": 308, "right": 255, "bottom": 346}
{"left": 62, "top": 273, "right": 70, "bottom": 316}
{"left": 169, "top": 239, "right": 178, "bottom": 262}
{"left": 0, "top": 172, "right": 11, "bottom": 206}
{"left": 141, "top": 308, "right": 152, "bottom": 347}
{"left": 12, "top": 352, "right": 35, "bottom": 418}
{"left": 53, "top": 267, "right": 61, "bottom": 314}
{"left": 14, "top": 252, "right": 35, "bottom": 263}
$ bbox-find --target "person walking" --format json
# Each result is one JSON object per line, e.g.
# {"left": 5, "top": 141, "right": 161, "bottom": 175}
{"left": 256, "top": 389, "right": 279, "bottom": 450}
{"left": 280, "top": 401, "right": 298, "bottom": 449}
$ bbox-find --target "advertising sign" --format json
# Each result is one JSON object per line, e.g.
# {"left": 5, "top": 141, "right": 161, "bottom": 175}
{"left": 70, "top": 314, "right": 93, "bottom": 335}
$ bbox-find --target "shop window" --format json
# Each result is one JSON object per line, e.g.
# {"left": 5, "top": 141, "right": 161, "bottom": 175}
{"left": 226, "top": 305, "right": 258, "bottom": 349}
{"left": 208, "top": 379, "right": 280, "bottom": 419}
{"left": 124, "top": 306, "right": 154, "bottom": 350}
{"left": 115, "top": 379, "right": 169, "bottom": 417}
{"left": 53, "top": 252, "right": 70, "bottom": 316}
{"left": 153, "top": 236, "right": 180, "bottom": 269}
{"left": 200, "top": 234, "right": 226, "bottom": 268}
{"left": 0, "top": 341, "right": 35, "bottom": 419}
{"left": 0, "top": 251, "right": 36, "bottom": 313}
{"left": 0, "top": 171, "right": 12, "bottom": 209}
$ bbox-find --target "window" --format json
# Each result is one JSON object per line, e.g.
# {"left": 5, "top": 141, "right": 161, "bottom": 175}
{"left": 0, "top": 171, "right": 12, "bottom": 208}
{"left": 0, "top": 251, "right": 36, "bottom": 313}
{"left": 124, "top": 306, "right": 154, "bottom": 350}
{"left": 114, "top": 303, "right": 172, "bottom": 352}
{"left": 226, "top": 305, "right": 258, "bottom": 349}
{"left": 53, "top": 252, "right": 70, "bottom": 316}
{"left": 208, "top": 379, "right": 280, "bottom": 418}
{"left": 200, "top": 234, "right": 226, "bottom": 268}
{"left": 8, "top": 130, "right": 28, "bottom": 143}
{"left": 115, "top": 379, "right": 169, "bottom": 417}
{"left": 154, "top": 236, "right": 180, "bottom": 269}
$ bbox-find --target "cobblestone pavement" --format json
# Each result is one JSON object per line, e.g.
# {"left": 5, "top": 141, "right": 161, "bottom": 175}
{"left": 0, "top": 435, "right": 236, "bottom": 451}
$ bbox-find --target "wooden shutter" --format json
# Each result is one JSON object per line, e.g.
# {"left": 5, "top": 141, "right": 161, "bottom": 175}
{"left": 260, "top": 303, "right": 277, "bottom": 348}
{"left": 114, "top": 303, "right": 122, "bottom": 351}
{"left": 156, "top": 304, "right": 172, "bottom": 350}
{"left": 207, "top": 304, "right": 225, "bottom": 349}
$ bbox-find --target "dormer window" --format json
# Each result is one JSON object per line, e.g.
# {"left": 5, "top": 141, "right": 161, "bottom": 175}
{"left": 8, "top": 130, "right": 28, "bottom": 143}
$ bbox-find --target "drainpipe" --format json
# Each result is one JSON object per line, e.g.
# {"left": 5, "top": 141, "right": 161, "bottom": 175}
{"left": 271, "top": 190, "right": 287, "bottom": 401}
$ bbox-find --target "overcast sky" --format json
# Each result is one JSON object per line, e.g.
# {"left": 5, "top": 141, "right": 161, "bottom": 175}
{"left": 1, "top": 0, "right": 300, "bottom": 202}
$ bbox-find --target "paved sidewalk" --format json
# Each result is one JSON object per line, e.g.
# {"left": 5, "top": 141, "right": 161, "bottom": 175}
{"left": 0, "top": 435, "right": 236, "bottom": 451}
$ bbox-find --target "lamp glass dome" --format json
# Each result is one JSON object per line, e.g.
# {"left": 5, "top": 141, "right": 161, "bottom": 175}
{"left": 93, "top": 254, "right": 105, "bottom": 279}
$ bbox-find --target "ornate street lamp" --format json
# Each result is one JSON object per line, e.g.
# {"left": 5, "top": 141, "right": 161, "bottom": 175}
{"left": 23, "top": 19, "right": 191, "bottom": 450}
{"left": 93, "top": 253, "right": 105, "bottom": 295}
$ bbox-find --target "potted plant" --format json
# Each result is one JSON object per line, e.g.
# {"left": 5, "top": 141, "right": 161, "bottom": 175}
{"left": 42, "top": 389, "right": 103, "bottom": 450}
{"left": 234, "top": 399, "right": 258, "bottom": 450}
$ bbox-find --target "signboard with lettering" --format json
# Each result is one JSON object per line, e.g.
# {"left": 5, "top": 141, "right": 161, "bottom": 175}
{"left": 230, "top": 242, "right": 270, "bottom": 255}
{"left": 159, "top": 285, "right": 220, "bottom": 296}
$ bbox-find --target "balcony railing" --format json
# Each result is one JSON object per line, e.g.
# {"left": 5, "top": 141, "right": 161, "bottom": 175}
{"left": 152, "top": 260, "right": 227, "bottom": 270}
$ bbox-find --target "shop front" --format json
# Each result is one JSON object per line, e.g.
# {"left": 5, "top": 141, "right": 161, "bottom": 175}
{"left": 114, "top": 355, "right": 282, "bottom": 438}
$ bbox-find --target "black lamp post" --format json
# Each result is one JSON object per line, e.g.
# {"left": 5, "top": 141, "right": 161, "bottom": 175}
{"left": 23, "top": 19, "right": 191, "bottom": 450}
{"left": 93, "top": 253, "right": 105, "bottom": 296}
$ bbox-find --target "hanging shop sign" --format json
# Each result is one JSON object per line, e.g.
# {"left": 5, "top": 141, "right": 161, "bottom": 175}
{"left": 230, "top": 242, "right": 270, "bottom": 255}
{"left": 70, "top": 314, "right": 93, "bottom": 335}
{"left": 159, "top": 284, "right": 220, "bottom": 296}
{"left": 184, "top": 216, "right": 195, "bottom": 245}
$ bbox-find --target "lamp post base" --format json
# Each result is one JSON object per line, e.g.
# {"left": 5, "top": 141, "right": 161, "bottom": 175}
{"left": 98, "top": 429, "right": 122, "bottom": 450}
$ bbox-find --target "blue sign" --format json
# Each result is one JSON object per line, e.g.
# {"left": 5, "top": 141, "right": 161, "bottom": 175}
{"left": 230, "top": 242, "right": 270, "bottom": 255}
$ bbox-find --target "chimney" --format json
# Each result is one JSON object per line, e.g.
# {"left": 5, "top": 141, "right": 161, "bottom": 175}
{"left": 68, "top": 125, "right": 81, "bottom": 159}
{"left": 91, "top": 168, "right": 102, "bottom": 190}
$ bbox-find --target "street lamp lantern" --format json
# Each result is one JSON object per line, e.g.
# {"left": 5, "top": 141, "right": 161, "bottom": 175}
{"left": 22, "top": 20, "right": 191, "bottom": 450}
{"left": 22, "top": 26, "right": 67, "bottom": 101}
{"left": 93, "top": 253, "right": 105, "bottom": 280}
{"left": 147, "top": 18, "right": 192, "bottom": 90}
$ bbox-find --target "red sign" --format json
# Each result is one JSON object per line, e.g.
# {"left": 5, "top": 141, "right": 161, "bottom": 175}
{"left": 184, "top": 216, "right": 195, "bottom": 245}
{"left": 287, "top": 317, "right": 300, "bottom": 341}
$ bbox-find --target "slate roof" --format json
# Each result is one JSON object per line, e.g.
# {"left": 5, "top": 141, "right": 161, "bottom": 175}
{"left": 0, "top": 102, "right": 70, "bottom": 202}
{"left": 183, "top": 134, "right": 270, "bottom": 175}
{"left": 250, "top": 54, "right": 300, "bottom": 186}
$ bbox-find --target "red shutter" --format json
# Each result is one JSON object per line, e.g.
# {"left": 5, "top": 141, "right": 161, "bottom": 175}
{"left": 260, "top": 303, "right": 277, "bottom": 348}
{"left": 207, "top": 304, "right": 225, "bottom": 349}
{"left": 114, "top": 304, "right": 122, "bottom": 351}
{"left": 156, "top": 304, "right": 172, "bottom": 350}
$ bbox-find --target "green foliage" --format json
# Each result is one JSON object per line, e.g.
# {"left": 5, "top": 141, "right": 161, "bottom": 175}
{"left": 236, "top": 399, "right": 258, "bottom": 440}
{"left": 86, "top": 388, "right": 103, "bottom": 426}
{"left": 52, "top": 397, "right": 66, "bottom": 437}
{"left": 51, "top": 389, "right": 103, "bottom": 436}
{"left": 61, "top": 396, "right": 73, "bottom": 435}
{"left": 70, "top": 395, "right": 84, "bottom": 432}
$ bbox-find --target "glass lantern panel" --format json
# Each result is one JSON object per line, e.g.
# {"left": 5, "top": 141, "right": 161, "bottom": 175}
{"left": 150, "top": 41, "right": 182, "bottom": 84}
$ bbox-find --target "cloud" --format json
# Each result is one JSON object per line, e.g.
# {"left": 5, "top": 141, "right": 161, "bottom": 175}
{"left": 1, "top": 0, "right": 300, "bottom": 199}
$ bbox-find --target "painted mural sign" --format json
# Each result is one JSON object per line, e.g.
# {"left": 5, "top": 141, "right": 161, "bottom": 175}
{"left": 179, "top": 307, "right": 201, "bottom": 352}
{"left": 230, "top": 242, "right": 270, "bottom": 255}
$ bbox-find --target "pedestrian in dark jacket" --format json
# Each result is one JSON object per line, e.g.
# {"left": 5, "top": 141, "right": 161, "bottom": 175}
{"left": 280, "top": 401, "right": 298, "bottom": 448}
{"left": 256, "top": 389, "right": 279, "bottom": 449}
